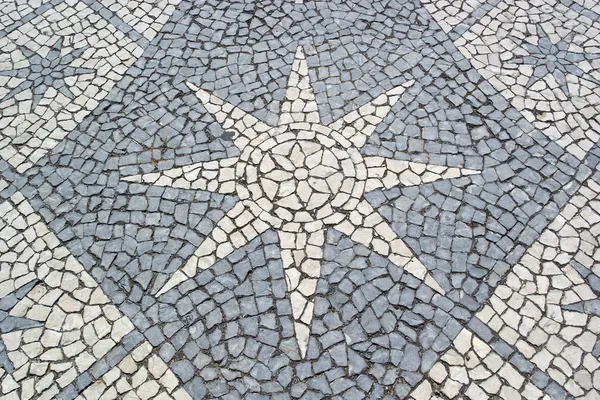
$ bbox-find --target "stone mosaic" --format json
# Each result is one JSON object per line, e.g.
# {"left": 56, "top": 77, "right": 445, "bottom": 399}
{"left": 411, "top": 165, "right": 600, "bottom": 399}
{"left": 0, "top": 0, "right": 599, "bottom": 398}
{"left": 0, "top": 0, "right": 176, "bottom": 173}
{"left": 0, "top": 179, "right": 189, "bottom": 399}
{"left": 454, "top": 0, "right": 600, "bottom": 160}
{"left": 0, "top": 0, "right": 51, "bottom": 31}
{"left": 420, "top": 0, "right": 487, "bottom": 33}
{"left": 97, "top": 0, "right": 182, "bottom": 41}
{"left": 121, "top": 45, "right": 481, "bottom": 356}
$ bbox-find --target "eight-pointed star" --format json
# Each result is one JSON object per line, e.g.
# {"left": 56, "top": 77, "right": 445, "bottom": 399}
{"left": 123, "top": 46, "right": 480, "bottom": 357}
{"left": 508, "top": 25, "right": 600, "bottom": 96}
{"left": 0, "top": 37, "right": 95, "bottom": 110}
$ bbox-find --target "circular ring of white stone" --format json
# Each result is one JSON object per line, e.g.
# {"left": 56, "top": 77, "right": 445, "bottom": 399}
{"left": 235, "top": 123, "right": 367, "bottom": 224}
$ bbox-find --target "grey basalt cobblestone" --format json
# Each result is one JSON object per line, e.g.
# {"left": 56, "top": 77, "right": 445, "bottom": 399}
{"left": 1, "top": 0, "right": 599, "bottom": 399}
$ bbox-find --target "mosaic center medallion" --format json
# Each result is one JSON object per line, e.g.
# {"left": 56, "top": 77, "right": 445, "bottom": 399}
{"left": 243, "top": 129, "right": 362, "bottom": 217}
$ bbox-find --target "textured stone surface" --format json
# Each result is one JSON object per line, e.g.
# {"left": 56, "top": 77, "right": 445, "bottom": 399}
{"left": 1, "top": 0, "right": 599, "bottom": 398}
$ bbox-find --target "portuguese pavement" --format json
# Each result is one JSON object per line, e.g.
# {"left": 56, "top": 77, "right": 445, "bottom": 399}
{"left": 1, "top": 0, "right": 600, "bottom": 399}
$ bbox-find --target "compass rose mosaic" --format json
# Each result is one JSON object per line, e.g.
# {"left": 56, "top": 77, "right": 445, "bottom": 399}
{"left": 1, "top": 0, "right": 600, "bottom": 399}
{"left": 122, "top": 46, "right": 479, "bottom": 356}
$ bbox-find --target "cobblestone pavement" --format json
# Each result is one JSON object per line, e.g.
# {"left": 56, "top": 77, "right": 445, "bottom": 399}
{"left": 0, "top": 0, "right": 599, "bottom": 399}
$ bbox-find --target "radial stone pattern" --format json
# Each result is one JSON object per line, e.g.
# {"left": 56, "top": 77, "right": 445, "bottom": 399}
{"left": 0, "top": 1, "right": 599, "bottom": 400}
